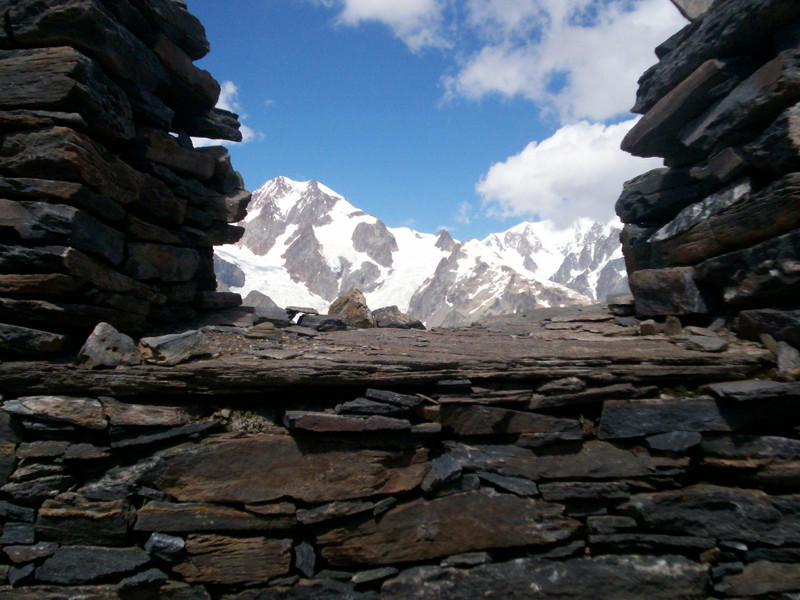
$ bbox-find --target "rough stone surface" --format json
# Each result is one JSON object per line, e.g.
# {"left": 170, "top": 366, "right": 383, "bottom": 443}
{"left": 328, "top": 288, "right": 375, "bottom": 329}
{"left": 2, "top": 395, "right": 106, "bottom": 429}
{"left": 317, "top": 490, "right": 580, "bottom": 566}
{"left": 76, "top": 322, "right": 141, "bottom": 368}
{"left": 174, "top": 535, "right": 291, "bottom": 585}
{"left": 139, "top": 330, "right": 209, "bottom": 365}
{"left": 35, "top": 545, "right": 150, "bottom": 584}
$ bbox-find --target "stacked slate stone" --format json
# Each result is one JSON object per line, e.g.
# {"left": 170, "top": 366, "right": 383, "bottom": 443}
{"left": 0, "top": 0, "right": 250, "bottom": 358}
{"left": 616, "top": 0, "right": 800, "bottom": 343}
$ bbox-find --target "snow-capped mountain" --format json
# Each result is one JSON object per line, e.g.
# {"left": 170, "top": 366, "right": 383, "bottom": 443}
{"left": 215, "top": 177, "right": 629, "bottom": 327}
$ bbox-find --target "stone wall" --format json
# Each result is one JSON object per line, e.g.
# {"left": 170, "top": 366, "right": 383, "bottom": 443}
{"left": 0, "top": 0, "right": 251, "bottom": 358}
{"left": 0, "top": 304, "right": 796, "bottom": 599}
{"left": 617, "top": 0, "right": 800, "bottom": 345}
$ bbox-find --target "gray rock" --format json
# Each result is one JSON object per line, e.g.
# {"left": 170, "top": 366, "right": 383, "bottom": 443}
{"left": 117, "top": 568, "right": 169, "bottom": 593}
{"left": 296, "top": 500, "right": 375, "bottom": 525}
{"left": 372, "top": 306, "right": 425, "bottom": 330}
{"left": 586, "top": 515, "right": 639, "bottom": 535}
{"left": 777, "top": 341, "right": 800, "bottom": 379}
{"left": 640, "top": 319, "right": 658, "bottom": 335}
{"left": 615, "top": 168, "right": 714, "bottom": 227}
{"left": 670, "top": 0, "right": 714, "bottom": 20}
{"left": 476, "top": 472, "right": 539, "bottom": 496}
{"left": 7, "top": 562, "right": 35, "bottom": 586}
{"left": 297, "top": 314, "right": 347, "bottom": 332}
{"left": 352, "top": 566, "right": 398, "bottom": 586}
{"left": 629, "top": 267, "right": 710, "bottom": 317}
{"left": 382, "top": 555, "right": 709, "bottom": 600}
{"left": 685, "top": 334, "right": 728, "bottom": 352}
{"left": 421, "top": 454, "right": 462, "bottom": 493}
{"left": 539, "top": 482, "right": 629, "bottom": 502}
{"left": 536, "top": 377, "right": 586, "bottom": 395}
{"left": 3, "top": 542, "right": 58, "bottom": 564}
{"left": 0, "top": 323, "right": 68, "bottom": 358}
{"left": 0, "top": 500, "right": 35, "bottom": 522}
{"left": 145, "top": 532, "right": 186, "bottom": 562}
{"left": 335, "top": 398, "right": 407, "bottom": 417}
{"left": 253, "top": 305, "right": 291, "bottom": 328}
{"left": 36, "top": 545, "right": 150, "bottom": 584}
{"left": 646, "top": 431, "right": 703, "bottom": 451}
{"left": 2, "top": 395, "right": 106, "bottom": 430}
{"left": 739, "top": 308, "right": 800, "bottom": 348}
{"left": 716, "top": 560, "right": 800, "bottom": 597}
{"left": 139, "top": 330, "right": 210, "bottom": 365}
{"left": 440, "top": 552, "right": 490, "bottom": 568}
{"left": 0, "top": 522, "right": 34, "bottom": 545}
{"left": 599, "top": 397, "right": 737, "bottom": 439}
{"left": 294, "top": 540, "right": 316, "bottom": 578}
{"left": 365, "top": 389, "right": 423, "bottom": 408}
{"left": 76, "top": 322, "right": 142, "bottom": 369}
{"left": 664, "top": 315, "right": 683, "bottom": 337}
{"left": 706, "top": 380, "right": 800, "bottom": 401}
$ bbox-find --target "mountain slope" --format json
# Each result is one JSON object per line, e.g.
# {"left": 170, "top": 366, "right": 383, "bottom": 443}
{"left": 215, "top": 177, "right": 628, "bottom": 327}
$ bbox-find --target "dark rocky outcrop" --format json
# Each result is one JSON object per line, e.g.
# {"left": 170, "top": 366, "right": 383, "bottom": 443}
{"left": 0, "top": 0, "right": 250, "bottom": 355}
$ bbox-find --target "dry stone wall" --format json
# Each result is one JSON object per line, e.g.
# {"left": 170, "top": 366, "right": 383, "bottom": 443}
{"left": 0, "top": 0, "right": 251, "bottom": 358}
{"left": 617, "top": 0, "right": 800, "bottom": 347}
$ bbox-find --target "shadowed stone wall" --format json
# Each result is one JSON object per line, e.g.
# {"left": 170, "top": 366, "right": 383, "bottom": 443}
{"left": 617, "top": 0, "right": 800, "bottom": 347}
{"left": 0, "top": 0, "right": 251, "bottom": 358}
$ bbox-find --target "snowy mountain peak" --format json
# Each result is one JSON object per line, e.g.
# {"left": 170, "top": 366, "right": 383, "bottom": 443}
{"left": 217, "top": 177, "right": 629, "bottom": 327}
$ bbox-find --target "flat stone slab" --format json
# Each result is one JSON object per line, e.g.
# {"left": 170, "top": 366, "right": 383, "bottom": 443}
{"left": 0, "top": 306, "right": 772, "bottom": 398}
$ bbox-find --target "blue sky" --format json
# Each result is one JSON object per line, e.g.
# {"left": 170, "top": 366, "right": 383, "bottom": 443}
{"left": 187, "top": 0, "right": 685, "bottom": 239}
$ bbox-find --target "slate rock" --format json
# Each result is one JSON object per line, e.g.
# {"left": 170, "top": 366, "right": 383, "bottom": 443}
{"left": 117, "top": 568, "right": 168, "bottom": 593}
{"left": 539, "top": 482, "right": 629, "bottom": 502}
{"left": 140, "top": 434, "right": 429, "bottom": 504}
{"left": 253, "top": 306, "right": 291, "bottom": 328}
{"left": 629, "top": 267, "right": 710, "bottom": 316}
{"left": 297, "top": 313, "right": 348, "bottom": 332}
{"left": 335, "top": 398, "right": 407, "bottom": 417}
{"left": 139, "top": 330, "right": 209, "bottom": 365}
{"left": 317, "top": 490, "right": 580, "bottom": 567}
{"left": 173, "top": 535, "right": 291, "bottom": 585}
{"left": 329, "top": 288, "right": 375, "bottom": 329}
{"left": 440, "top": 552, "right": 490, "bottom": 568}
{"left": 134, "top": 501, "right": 281, "bottom": 532}
{"left": 125, "top": 243, "right": 201, "bottom": 283}
{"left": 0, "top": 322, "right": 68, "bottom": 358}
{"left": 100, "top": 397, "right": 193, "bottom": 428}
{"left": 2, "top": 395, "right": 106, "bottom": 430}
{"left": 777, "top": 341, "right": 800, "bottom": 379}
{"left": 646, "top": 431, "right": 703, "bottom": 452}
{"left": 623, "top": 484, "right": 800, "bottom": 545}
{"left": 440, "top": 403, "right": 581, "bottom": 436}
{"left": 615, "top": 168, "right": 714, "bottom": 227}
{"left": 76, "top": 322, "right": 142, "bottom": 368}
{"left": 372, "top": 306, "right": 424, "bottom": 330}
{"left": 382, "top": 555, "right": 709, "bottom": 600}
{"left": 8, "top": 563, "right": 35, "bottom": 585}
{"left": 747, "top": 100, "right": 800, "bottom": 175}
{"left": 0, "top": 522, "right": 34, "bottom": 545}
{"left": 706, "top": 380, "right": 800, "bottom": 401}
{"left": 365, "top": 389, "right": 423, "bottom": 408}
{"left": 701, "top": 434, "right": 800, "bottom": 460}
{"left": 36, "top": 545, "right": 150, "bottom": 584}
{"left": 351, "top": 567, "right": 398, "bottom": 586}
{"left": 685, "top": 334, "right": 728, "bottom": 353}
{"left": 151, "top": 33, "right": 219, "bottom": 114}
{"left": 586, "top": 515, "right": 639, "bottom": 535}
{"left": 3, "top": 542, "right": 58, "bottom": 564}
{"left": 589, "top": 533, "right": 716, "bottom": 556}
{"left": 294, "top": 540, "right": 316, "bottom": 578}
{"left": 145, "top": 532, "right": 185, "bottom": 562}
{"left": 421, "top": 454, "right": 462, "bottom": 493}
{"left": 0, "top": 586, "right": 119, "bottom": 599}
{"left": 0, "top": 500, "right": 35, "bottom": 522}
{"left": 36, "top": 497, "right": 130, "bottom": 545}
{"left": 476, "top": 472, "right": 538, "bottom": 496}
{"left": 296, "top": 500, "right": 375, "bottom": 525}
{"left": 715, "top": 560, "right": 800, "bottom": 596}
{"left": 670, "top": 0, "right": 714, "bottom": 20}
{"left": 739, "top": 308, "right": 800, "bottom": 348}
{"left": 599, "top": 397, "right": 736, "bottom": 439}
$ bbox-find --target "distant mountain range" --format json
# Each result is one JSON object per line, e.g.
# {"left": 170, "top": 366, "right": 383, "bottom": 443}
{"left": 214, "top": 177, "right": 629, "bottom": 327}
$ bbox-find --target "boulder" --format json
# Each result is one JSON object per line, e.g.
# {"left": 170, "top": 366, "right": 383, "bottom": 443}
{"left": 373, "top": 305, "right": 425, "bottom": 330}
{"left": 139, "top": 330, "right": 209, "bottom": 365}
{"left": 738, "top": 308, "right": 800, "bottom": 347}
{"left": 629, "top": 267, "right": 711, "bottom": 316}
{"left": 76, "top": 322, "right": 141, "bottom": 368}
{"left": 297, "top": 313, "right": 347, "bottom": 332}
{"left": 328, "top": 287, "right": 375, "bottom": 329}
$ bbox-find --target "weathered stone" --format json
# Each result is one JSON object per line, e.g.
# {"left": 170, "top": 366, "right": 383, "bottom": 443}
{"left": 615, "top": 168, "right": 713, "bottom": 227}
{"left": 36, "top": 497, "right": 130, "bottom": 545}
{"left": 0, "top": 272, "right": 83, "bottom": 297}
{"left": 476, "top": 472, "right": 539, "bottom": 496}
{"left": 441, "top": 403, "right": 581, "bottom": 437}
{"left": 685, "top": 334, "right": 729, "bottom": 352}
{"left": 328, "top": 288, "right": 375, "bottom": 329}
{"left": 421, "top": 454, "right": 462, "bottom": 493}
{"left": 599, "top": 397, "right": 743, "bottom": 439}
{"left": 145, "top": 532, "right": 185, "bottom": 562}
{"left": 702, "top": 434, "right": 800, "bottom": 461}
{"left": 141, "top": 434, "right": 429, "bottom": 504}
{"left": 747, "top": 101, "right": 800, "bottom": 175}
{"left": 654, "top": 174, "right": 800, "bottom": 267}
{"left": 0, "top": 522, "right": 34, "bottom": 545}
{"left": 528, "top": 383, "right": 651, "bottom": 410}
{"left": 0, "top": 199, "right": 124, "bottom": 265}
{"left": 440, "top": 552, "right": 490, "bottom": 568}
{"left": 76, "top": 322, "right": 141, "bottom": 368}
{"left": 639, "top": 319, "right": 658, "bottom": 335}
{"left": 706, "top": 379, "right": 800, "bottom": 401}
{"left": 623, "top": 484, "right": 800, "bottom": 544}
{"left": 294, "top": 540, "right": 316, "bottom": 578}
{"left": 633, "top": 0, "right": 800, "bottom": 113}
{"left": 589, "top": 533, "right": 716, "bottom": 556}
{"left": 778, "top": 341, "right": 800, "bottom": 379}
{"left": 0, "top": 323, "right": 68, "bottom": 357}
{"left": 179, "top": 108, "right": 243, "bottom": 142}
{"left": 716, "top": 560, "right": 800, "bottom": 596}
{"left": 680, "top": 50, "right": 800, "bottom": 155}
{"left": 690, "top": 146, "right": 750, "bottom": 185}
{"left": 296, "top": 500, "right": 375, "bottom": 526}
{"left": 125, "top": 243, "right": 200, "bottom": 284}
{"left": 100, "top": 396, "right": 192, "bottom": 427}
{"left": 670, "top": 0, "right": 713, "bottom": 20}
{"left": 539, "top": 482, "right": 629, "bottom": 502}
{"left": 382, "top": 555, "right": 710, "bottom": 600}
{"left": 0, "top": 46, "right": 134, "bottom": 140}
{"left": 336, "top": 398, "right": 408, "bottom": 417}
{"left": 352, "top": 566, "right": 398, "bottom": 586}
{"left": 2, "top": 395, "right": 106, "bottom": 429}
{"left": 445, "top": 440, "right": 684, "bottom": 481}
{"left": 3, "top": 542, "right": 58, "bottom": 564}
{"left": 629, "top": 267, "right": 710, "bottom": 316}
{"left": 0, "top": 500, "right": 35, "bottom": 522}
{"left": 139, "top": 330, "right": 209, "bottom": 365}
{"left": 8, "top": 563, "right": 35, "bottom": 585}
{"left": 285, "top": 411, "right": 390, "bottom": 433}
{"left": 0, "top": 127, "right": 143, "bottom": 204}
{"left": 110, "top": 420, "right": 217, "bottom": 450}
{"left": 537, "top": 377, "right": 586, "bottom": 395}
{"left": 297, "top": 313, "right": 348, "bottom": 332}
{"left": 586, "top": 515, "right": 638, "bottom": 535}
{"left": 647, "top": 431, "right": 703, "bottom": 452}
{"left": 373, "top": 305, "right": 425, "bottom": 329}
{"left": 318, "top": 490, "right": 580, "bottom": 567}
{"left": 174, "top": 535, "right": 291, "bottom": 585}
{"left": 135, "top": 501, "right": 281, "bottom": 532}
{"left": 623, "top": 58, "right": 747, "bottom": 160}
{"left": 116, "top": 567, "right": 168, "bottom": 593}
{"left": 151, "top": 33, "right": 219, "bottom": 113}
{"left": 516, "top": 431, "right": 583, "bottom": 448}
{"left": 134, "top": 128, "right": 216, "bottom": 180}
{"left": 0, "top": 586, "right": 119, "bottom": 600}
{"left": 36, "top": 545, "right": 150, "bottom": 584}
{"left": 365, "top": 389, "right": 424, "bottom": 408}
{"left": 739, "top": 308, "right": 800, "bottom": 348}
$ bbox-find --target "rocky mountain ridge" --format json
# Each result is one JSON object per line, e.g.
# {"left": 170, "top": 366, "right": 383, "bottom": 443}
{"left": 215, "top": 177, "right": 629, "bottom": 326}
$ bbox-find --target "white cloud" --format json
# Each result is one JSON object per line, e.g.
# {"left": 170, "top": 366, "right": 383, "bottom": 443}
{"left": 476, "top": 118, "right": 662, "bottom": 228}
{"left": 334, "top": 0, "right": 446, "bottom": 50}
{"left": 455, "top": 200, "right": 473, "bottom": 224}
{"left": 192, "top": 80, "right": 264, "bottom": 147}
{"left": 447, "top": 0, "right": 686, "bottom": 121}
